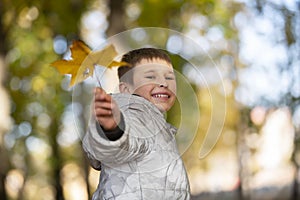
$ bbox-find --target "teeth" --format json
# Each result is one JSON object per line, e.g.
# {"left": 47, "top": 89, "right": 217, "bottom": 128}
{"left": 153, "top": 94, "right": 169, "bottom": 98}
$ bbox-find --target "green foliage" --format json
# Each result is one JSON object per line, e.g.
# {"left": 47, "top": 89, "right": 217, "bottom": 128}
{"left": 137, "top": 0, "right": 183, "bottom": 28}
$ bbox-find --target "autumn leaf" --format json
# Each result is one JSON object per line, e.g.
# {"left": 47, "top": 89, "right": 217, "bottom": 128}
{"left": 51, "top": 40, "right": 128, "bottom": 87}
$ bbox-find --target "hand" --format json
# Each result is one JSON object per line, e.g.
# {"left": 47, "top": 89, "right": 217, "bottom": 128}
{"left": 93, "top": 87, "right": 121, "bottom": 131}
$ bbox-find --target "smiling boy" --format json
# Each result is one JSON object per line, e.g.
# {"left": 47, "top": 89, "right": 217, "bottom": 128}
{"left": 83, "top": 48, "right": 190, "bottom": 199}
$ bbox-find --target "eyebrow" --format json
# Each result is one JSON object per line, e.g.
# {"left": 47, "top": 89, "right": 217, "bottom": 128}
{"left": 144, "top": 70, "right": 174, "bottom": 74}
{"left": 144, "top": 70, "right": 155, "bottom": 73}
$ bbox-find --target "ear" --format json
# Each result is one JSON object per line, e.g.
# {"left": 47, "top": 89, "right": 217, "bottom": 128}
{"left": 119, "top": 82, "right": 132, "bottom": 94}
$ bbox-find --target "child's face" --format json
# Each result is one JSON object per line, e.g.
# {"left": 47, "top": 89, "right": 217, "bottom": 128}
{"left": 126, "top": 58, "right": 177, "bottom": 112}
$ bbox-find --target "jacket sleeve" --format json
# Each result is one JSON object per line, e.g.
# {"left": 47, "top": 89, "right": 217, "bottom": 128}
{"left": 82, "top": 107, "right": 156, "bottom": 166}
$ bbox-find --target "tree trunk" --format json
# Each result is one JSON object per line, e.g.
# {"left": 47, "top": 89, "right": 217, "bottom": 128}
{"left": 49, "top": 116, "right": 65, "bottom": 200}
{"left": 106, "top": 0, "right": 126, "bottom": 37}
{"left": 0, "top": 50, "right": 11, "bottom": 200}
{"left": 0, "top": 67, "right": 10, "bottom": 198}
{"left": 0, "top": 1, "right": 12, "bottom": 198}
{"left": 237, "top": 109, "right": 252, "bottom": 200}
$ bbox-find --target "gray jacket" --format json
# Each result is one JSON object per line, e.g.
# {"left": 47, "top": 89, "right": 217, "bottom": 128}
{"left": 83, "top": 93, "right": 190, "bottom": 199}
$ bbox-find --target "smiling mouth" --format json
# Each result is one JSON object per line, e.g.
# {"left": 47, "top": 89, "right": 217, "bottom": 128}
{"left": 152, "top": 94, "right": 170, "bottom": 98}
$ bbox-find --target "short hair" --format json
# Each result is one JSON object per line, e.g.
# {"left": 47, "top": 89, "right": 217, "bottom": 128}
{"left": 118, "top": 48, "right": 171, "bottom": 83}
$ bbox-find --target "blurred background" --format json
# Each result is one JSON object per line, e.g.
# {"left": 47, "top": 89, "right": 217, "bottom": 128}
{"left": 0, "top": 0, "right": 300, "bottom": 199}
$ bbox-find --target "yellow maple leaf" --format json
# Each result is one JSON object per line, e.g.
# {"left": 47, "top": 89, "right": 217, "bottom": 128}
{"left": 51, "top": 40, "right": 128, "bottom": 87}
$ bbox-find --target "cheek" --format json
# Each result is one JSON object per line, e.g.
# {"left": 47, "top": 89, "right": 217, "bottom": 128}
{"left": 169, "top": 82, "right": 177, "bottom": 94}
{"left": 132, "top": 77, "right": 150, "bottom": 90}
{"left": 133, "top": 84, "right": 154, "bottom": 96}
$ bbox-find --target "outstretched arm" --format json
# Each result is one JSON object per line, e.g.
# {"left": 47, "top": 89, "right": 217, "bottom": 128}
{"left": 83, "top": 91, "right": 157, "bottom": 165}
{"left": 94, "top": 87, "right": 124, "bottom": 140}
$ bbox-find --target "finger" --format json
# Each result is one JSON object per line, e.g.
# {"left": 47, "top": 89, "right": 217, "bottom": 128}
{"left": 94, "top": 102, "right": 112, "bottom": 110}
{"left": 94, "top": 87, "right": 105, "bottom": 95}
{"left": 94, "top": 107, "right": 113, "bottom": 116}
{"left": 95, "top": 91, "right": 112, "bottom": 102}
{"left": 94, "top": 87, "right": 108, "bottom": 96}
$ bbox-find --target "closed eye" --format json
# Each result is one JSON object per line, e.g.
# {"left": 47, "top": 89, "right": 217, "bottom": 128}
{"left": 145, "top": 76, "right": 155, "bottom": 79}
{"left": 165, "top": 76, "right": 175, "bottom": 80}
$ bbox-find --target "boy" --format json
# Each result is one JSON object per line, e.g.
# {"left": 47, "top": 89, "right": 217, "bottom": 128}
{"left": 82, "top": 48, "right": 190, "bottom": 199}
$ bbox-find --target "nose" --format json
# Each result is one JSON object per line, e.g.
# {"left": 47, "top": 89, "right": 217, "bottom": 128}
{"left": 158, "top": 77, "right": 168, "bottom": 88}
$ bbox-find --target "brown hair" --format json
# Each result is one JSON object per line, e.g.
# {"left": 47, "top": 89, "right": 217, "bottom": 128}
{"left": 118, "top": 48, "right": 171, "bottom": 83}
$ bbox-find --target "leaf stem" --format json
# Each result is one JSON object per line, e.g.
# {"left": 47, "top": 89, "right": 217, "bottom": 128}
{"left": 94, "top": 66, "right": 102, "bottom": 88}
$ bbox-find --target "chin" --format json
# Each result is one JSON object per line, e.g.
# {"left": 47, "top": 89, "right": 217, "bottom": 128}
{"left": 154, "top": 104, "right": 170, "bottom": 113}
{"left": 148, "top": 96, "right": 175, "bottom": 112}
